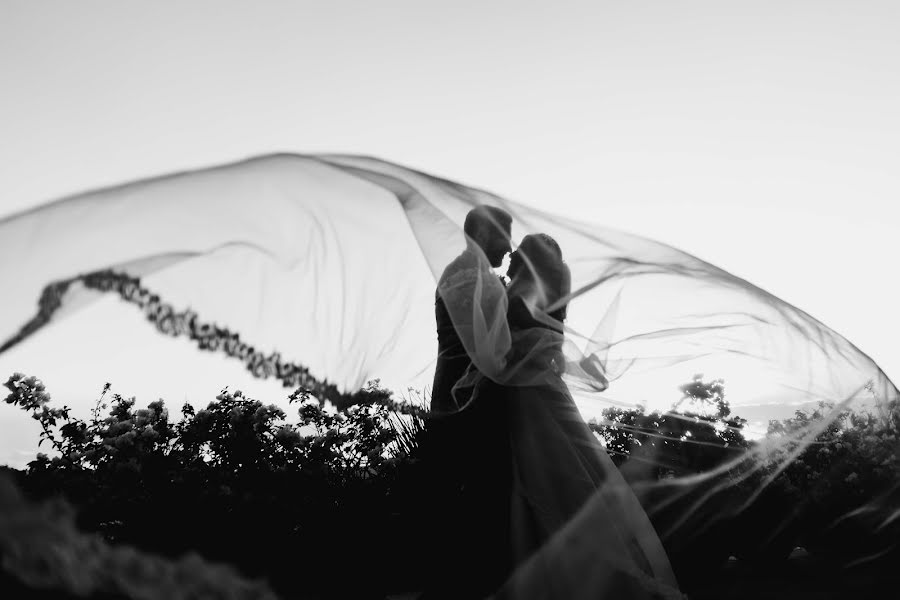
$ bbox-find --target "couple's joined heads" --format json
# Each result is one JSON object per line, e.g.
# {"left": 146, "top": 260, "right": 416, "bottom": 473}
{"left": 465, "top": 207, "right": 569, "bottom": 315}
{"left": 464, "top": 206, "right": 564, "bottom": 281}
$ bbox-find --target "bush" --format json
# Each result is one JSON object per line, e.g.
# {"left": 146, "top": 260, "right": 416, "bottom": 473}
{"left": 762, "top": 398, "right": 900, "bottom": 564}
{"left": 590, "top": 375, "right": 900, "bottom": 576}
{"left": 4, "top": 371, "right": 898, "bottom": 597}
{"left": 3, "top": 374, "right": 429, "bottom": 599}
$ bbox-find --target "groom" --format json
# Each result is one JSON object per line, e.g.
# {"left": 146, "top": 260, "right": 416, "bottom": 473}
{"left": 423, "top": 205, "right": 514, "bottom": 599}
{"left": 431, "top": 205, "right": 513, "bottom": 414}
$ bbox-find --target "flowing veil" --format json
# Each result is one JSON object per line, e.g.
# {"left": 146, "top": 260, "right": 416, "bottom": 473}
{"left": 1, "top": 154, "right": 898, "bottom": 596}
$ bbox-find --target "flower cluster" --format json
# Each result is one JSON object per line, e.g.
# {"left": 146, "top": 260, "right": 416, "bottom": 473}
{"left": 7, "top": 371, "right": 425, "bottom": 484}
{"left": 4, "top": 373, "right": 74, "bottom": 457}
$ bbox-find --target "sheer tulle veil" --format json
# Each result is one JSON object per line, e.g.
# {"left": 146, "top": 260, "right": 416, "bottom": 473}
{"left": 1, "top": 154, "right": 897, "bottom": 594}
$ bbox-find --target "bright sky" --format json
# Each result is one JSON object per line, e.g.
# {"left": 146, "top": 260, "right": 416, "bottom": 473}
{"left": 2, "top": 1, "right": 898, "bottom": 465}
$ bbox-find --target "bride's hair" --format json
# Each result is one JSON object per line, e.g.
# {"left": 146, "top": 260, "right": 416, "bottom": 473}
{"left": 513, "top": 233, "right": 570, "bottom": 322}
{"left": 507, "top": 233, "right": 571, "bottom": 376}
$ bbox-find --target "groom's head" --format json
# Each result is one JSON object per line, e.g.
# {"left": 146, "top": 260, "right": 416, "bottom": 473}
{"left": 464, "top": 206, "right": 513, "bottom": 268}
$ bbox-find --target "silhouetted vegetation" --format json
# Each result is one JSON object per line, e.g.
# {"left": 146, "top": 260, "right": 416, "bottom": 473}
{"left": 590, "top": 375, "right": 900, "bottom": 591}
{"left": 2, "top": 372, "right": 899, "bottom": 598}
{"left": 2, "top": 375, "right": 430, "bottom": 599}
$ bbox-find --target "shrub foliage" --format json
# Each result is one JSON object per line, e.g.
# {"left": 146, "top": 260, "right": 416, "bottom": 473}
{"left": 2, "top": 372, "right": 898, "bottom": 598}
{"left": 3, "top": 374, "right": 429, "bottom": 599}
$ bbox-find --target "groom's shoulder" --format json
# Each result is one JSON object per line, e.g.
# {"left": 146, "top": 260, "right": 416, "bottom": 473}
{"left": 438, "top": 252, "right": 475, "bottom": 283}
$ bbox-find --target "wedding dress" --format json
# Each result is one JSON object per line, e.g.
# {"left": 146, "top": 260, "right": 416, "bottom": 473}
{"left": 500, "top": 305, "right": 679, "bottom": 598}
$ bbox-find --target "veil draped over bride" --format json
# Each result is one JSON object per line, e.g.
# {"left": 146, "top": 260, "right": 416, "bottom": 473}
{"left": 1, "top": 154, "right": 897, "bottom": 596}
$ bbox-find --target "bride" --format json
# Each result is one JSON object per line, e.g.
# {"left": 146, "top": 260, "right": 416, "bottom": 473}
{"left": 436, "top": 230, "right": 682, "bottom": 599}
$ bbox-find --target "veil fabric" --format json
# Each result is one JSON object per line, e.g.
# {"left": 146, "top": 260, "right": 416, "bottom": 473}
{"left": 2, "top": 154, "right": 894, "bottom": 407}
{"left": 1, "top": 154, "right": 897, "bottom": 596}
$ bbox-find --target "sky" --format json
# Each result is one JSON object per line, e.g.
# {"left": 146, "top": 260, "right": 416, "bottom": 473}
{"left": 1, "top": 1, "right": 898, "bottom": 465}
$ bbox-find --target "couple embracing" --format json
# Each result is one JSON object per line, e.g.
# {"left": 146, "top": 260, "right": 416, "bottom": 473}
{"left": 423, "top": 206, "right": 682, "bottom": 599}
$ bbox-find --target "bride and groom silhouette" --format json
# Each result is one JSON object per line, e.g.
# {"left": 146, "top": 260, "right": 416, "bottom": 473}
{"left": 432, "top": 207, "right": 567, "bottom": 415}
{"left": 421, "top": 207, "right": 680, "bottom": 599}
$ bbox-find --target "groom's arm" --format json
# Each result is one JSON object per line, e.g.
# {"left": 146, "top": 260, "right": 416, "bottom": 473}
{"left": 437, "top": 258, "right": 510, "bottom": 380}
